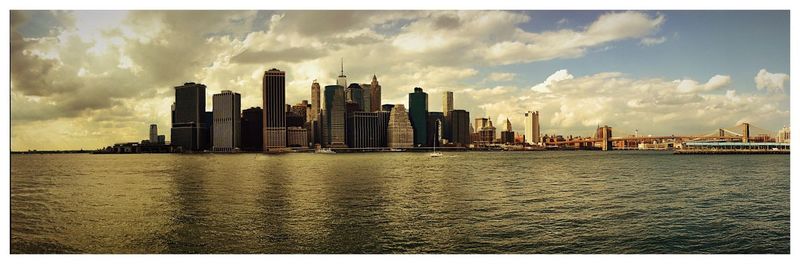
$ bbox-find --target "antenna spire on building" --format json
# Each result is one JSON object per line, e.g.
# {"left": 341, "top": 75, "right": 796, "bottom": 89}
{"left": 340, "top": 57, "right": 344, "bottom": 76}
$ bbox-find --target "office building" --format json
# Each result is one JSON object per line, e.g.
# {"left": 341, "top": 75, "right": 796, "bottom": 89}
{"left": 443, "top": 91, "right": 453, "bottom": 116}
{"left": 500, "top": 118, "right": 514, "bottom": 144}
{"left": 240, "top": 107, "right": 263, "bottom": 151}
{"left": 408, "top": 87, "right": 428, "bottom": 147}
{"left": 427, "top": 112, "right": 445, "bottom": 146}
{"left": 478, "top": 118, "right": 496, "bottom": 144}
{"left": 149, "top": 124, "right": 158, "bottom": 143}
{"left": 291, "top": 100, "right": 309, "bottom": 124}
{"left": 322, "top": 85, "right": 347, "bottom": 147}
{"left": 263, "top": 68, "right": 287, "bottom": 150}
{"left": 447, "top": 109, "right": 470, "bottom": 146}
{"left": 346, "top": 83, "right": 365, "bottom": 111}
{"left": 777, "top": 125, "right": 790, "bottom": 143}
{"left": 524, "top": 111, "right": 541, "bottom": 145}
{"left": 171, "top": 82, "right": 210, "bottom": 152}
{"left": 388, "top": 104, "right": 414, "bottom": 148}
{"left": 310, "top": 80, "right": 321, "bottom": 122}
{"left": 369, "top": 75, "right": 381, "bottom": 112}
{"left": 287, "top": 127, "right": 308, "bottom": 148}
{"left": 362, "top": 84, "right": 372, "bottom": 113}
{"left": 348, "top": 111, "right": 390, "bottom": 148}
{"left": 212, "top": 90, "right": 241, "bottom": 152}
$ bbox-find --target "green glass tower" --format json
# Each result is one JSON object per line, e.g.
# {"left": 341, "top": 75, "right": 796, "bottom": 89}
{"left": 408, "top": 87, "right": 428, "bottom": 147}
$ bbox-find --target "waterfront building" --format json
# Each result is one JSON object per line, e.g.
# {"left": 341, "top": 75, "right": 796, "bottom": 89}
{"left": 348, "top": 111, "right": 390, "bottom": 148}
{"left": 500, "top": 118, "right": 514, "bottom": 144}
{"left": 346, "top": 83, "right": 365, "bottom": 111}
{"left": 291, "top": 100, "right": 309, "bottom": 124}
{"left": 240, "top": 107, "right": 263, "bottom": 151}
{"left": 212, "top": 90, "right": 241, "bottom": 152}
{"left": 524, "top": 111, "right": 541, "bottom": 145}
{"left": 362, "top": 84, "right": 372, "bottom": 113}
{"left": 478, "top": 118, "right": 497, "bottom": 144}
{"left": 408, "top": 87, "right": 429, "bottom": 147}
{"left": 443, "top": 91, "right": 453, "bottom": 116}
{"left": 388, "top": 104, "right": 414, "bottom": 148}
{"left": 310, "top": 80, "right": 321, "bottom": 122}
{"left": 287, "top": 127, "right": 309, "bottom": 148}
{"left": 369, "top": 75, "right": 382, "bottom": 112}
{"left": 427, "top": 112, "right": 445, "bottom": 146}
{"left": 149, "top": 124, "right": 158, "bottom": 143}
{"left": 447, "top": 109, "right": 471, "bottom": 147}
{"left": 777, "top": 125, "right": 790, "bottom": 143}
{"left": 323, "top": 85, "right": 347, "bottom": 147}
{"left": 263, "top": 68, "right": 287, "bottom": 151}
{"left": 171, "top": 82, "right": 210, "bottom": 152}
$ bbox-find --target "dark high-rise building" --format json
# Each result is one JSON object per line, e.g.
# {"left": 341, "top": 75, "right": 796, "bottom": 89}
{"left": 369, "top": 75, "right": 381, "bottom": 112}
{"left": 171, "top": 82, "right": 209, "bottom": 152}
{"left": 286, "top": 111, "right": 305, "bottom": 127}
{"left": 240, "top": 107, "right": 263, "bottom": 151}
{"left": 427, "top": 112, "right": 445, "bottom": 146}
{"left": 212, "top": 90, "right": 241, "bottom": 152}
{"left": 346, "top": 83, "right": 364, "bottom": 111}
{"left": 347, "top": 111, "right": 390, "bottom": 148}
{"left": 408, "top": 87, "right": 428, "bottom": 147}
{"left": 322, "top": 85, "right": 346, "bottom": 147}
{"left": 361, "top": 84, "right": 372, "bottom": 113}
{"left": 291, "top": 100, "right": 309, "bottom": 125}
{"left": 447, "top": 109, "right": 470, "bottom": 147}
{"left": 263, "top": 68, "right": 286, "bottom": 150}
{"left": 382, "top": 104, "right": 395, "bottom": 112}
{"left": 150, "top": 124, "right": 158, "bottom": 143}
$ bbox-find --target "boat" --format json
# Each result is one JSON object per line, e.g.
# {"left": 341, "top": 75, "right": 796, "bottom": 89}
{"left": 315, "top": 148, "right": 336, "bottom": 154}
{"left": 430, "top": 137, "right": 443, "bottom": 157}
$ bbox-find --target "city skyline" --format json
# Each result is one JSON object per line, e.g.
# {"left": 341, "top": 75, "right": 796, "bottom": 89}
{"left": 10, "top": 10, "right": 790, "bottom": 150}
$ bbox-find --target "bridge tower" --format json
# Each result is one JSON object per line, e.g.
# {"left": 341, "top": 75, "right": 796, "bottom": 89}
{"left": 742, "top": 123, "right": 750, "bottom": 143}
{"left": 601, "top": 125, "right": 611, "bottom": 151}
{"left": 719, "top": 128, "right": 725, "bottom": 137}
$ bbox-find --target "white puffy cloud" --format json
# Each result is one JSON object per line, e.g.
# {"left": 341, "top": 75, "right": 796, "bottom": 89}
{"left": 531, "top": 69, "right": 574, "bottom": 93}
{"left": 676, "top": 74, "right": 731, "bottom": 93}
{"left": 754, "top": 69, "right": 789, "bottom": 92}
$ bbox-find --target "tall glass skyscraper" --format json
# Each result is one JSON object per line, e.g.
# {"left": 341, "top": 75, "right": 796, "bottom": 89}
{"left": 171, "top": 82, "right": 209, "bottom": 152}
{"left": 408, "top": 87, "right": 428, "bottom": 147}
{"left": 323, "top": 85, "right": 346, "bottom": 147}
{"left": 212, "top": 90, "right": 241, "bottom": 152}
{"left": 263, "top": 68, "right": 286, "bottom": 150}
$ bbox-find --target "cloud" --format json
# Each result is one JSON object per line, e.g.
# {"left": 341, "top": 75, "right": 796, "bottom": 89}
{"left": 530, "top": 69, "right": 574, "bottom": 93}
{"left": 675, "top": 75, "right": 731, "bottom": 93}
{"left": 754, "top": 69, "right": 789, "bottom": 92}
{"left": 486, "top": 72, "right": 516, "bottom": 82}
{"left": 640, "top": 36, "right": 666, "bottom": 46}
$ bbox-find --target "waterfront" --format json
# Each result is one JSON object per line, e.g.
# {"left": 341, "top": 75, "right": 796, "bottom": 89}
{"left": 10, "top": 152, "right": 789, "bottom": 253}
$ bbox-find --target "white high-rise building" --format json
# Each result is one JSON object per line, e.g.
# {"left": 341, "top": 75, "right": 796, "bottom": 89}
{"left": 212, "top": 90, "right": 241, "bottom": 152}
{"left": 387, "top": 104, "right": 414, "bottom": 148}
{"left": 524, "top": 111, "right": 541, "bottom": 145}
{"left": 777, "top": 125, "right": 790, "bottom": 143}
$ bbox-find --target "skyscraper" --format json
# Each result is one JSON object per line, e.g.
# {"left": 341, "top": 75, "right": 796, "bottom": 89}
{"left": 240, "top": 107, "right": 263, "bottom": 151}
{"left": 524, "top": 111, "right": 541, "bottom": 145}
{"left": 443, "top": 91, "right": 453, "bottom": 116}
{"left": 263, "top": 68, "right": 287, "bottom": 151}
{"left": 387, "top": 104, "right": 414, "bottom": 148}
{"left": 408, "top": 87, "right": 428, "bottom": 147}
{"left": 149, "top": 124, "right": 158, "bottom": 143}
{"left": 212, "top": 90, "right": 241, "bottom": 152}
{"left": 311, "top": 80, "right": 321, "bottom": 121}
{"left": 427, "top": 112, "right": 445, "bottom": 146}
{"left": 362, "top": 84, "right": 372, "bottom": 113}
{"left": 500, "top": 118, "right": 514, "bottom": 144}
{"left": 348, "top": 111, "right": 390, "bottom": 148}
{"left": 336, "top": 58, "right": 347, "bottom": 88}
{"left": 171, "top": 82, "right": 209, "bottom": 152}
{"left": 323, "top": 85, "right": 346, "bottom": 147}
{"left": 370, "top": 75, "right": 381, "bottom": 112}
{"left": 346, "top": 83, "right": 365, "bottom": 111}
{"left": 447, "top": 109, "right": 470, "bottom": 146}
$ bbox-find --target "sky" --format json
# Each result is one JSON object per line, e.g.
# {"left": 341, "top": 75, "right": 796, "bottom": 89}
{"left": 10, "top": 10, "right": 790, "bottom": 150}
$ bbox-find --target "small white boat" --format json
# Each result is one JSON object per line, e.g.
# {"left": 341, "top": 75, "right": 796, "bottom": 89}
{"left": 315, "top": 148, "right": 336, "bottom": 154}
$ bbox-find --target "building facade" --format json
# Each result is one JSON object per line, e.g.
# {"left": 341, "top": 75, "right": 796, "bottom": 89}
{"left": 369, "top": 75, "right": 381, "bottom": 112}
{"left": 347, "top": 111, "right": 390, "bottom": 148}
{"left": 777, "top": 125, "right": 790, "bottom": 143}
{"left": 387, "top": 104, "right": 414, "bottom": 148}
{"left": 171, "top": 82, "right": 209, "bottom": 152}
{"left": 212, "top": 90, "right": 241, "bottom": 152}
{"left": 263, "top": 69, "right": 287, "bottom": 151}
{"left": 149, "top": 124, "right": 158, "bottom": 143}
{"left": 443, "top": 91, "right": 453, "bottom": 116}
{"left": 500, "top": 118, "right": 514, "bottom": 144}
{"left": 287, "top": 127, "right": 309, "bottom": 148}
{"left": 240, "top": 107, "right": 263, "bottom": 151}
{"left": 408, "top": 87, "right": 428, "bottom": 147}
{"left": 323, "top": 85, "right": 347, "bottom": 147}
{"left": 447, "top": 109, "right": 470, "bottom": 146}
{"left": 524, "top": 110, "right": 541, "bottom": 145}
{"left": 346, "top": 83, "right": 365, "bottom": 111}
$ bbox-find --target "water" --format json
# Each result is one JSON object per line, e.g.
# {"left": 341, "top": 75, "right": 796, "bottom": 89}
{"left": 10, "top": 152, "right": 789, "bottom": 253}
